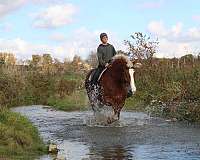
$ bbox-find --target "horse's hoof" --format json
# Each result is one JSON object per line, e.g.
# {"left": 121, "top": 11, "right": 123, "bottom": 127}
{"left": 107, "top": 117, "right": 118, "bottom": 124}
{"left": 107, "top": 117, "right": 112, "bottom": 124}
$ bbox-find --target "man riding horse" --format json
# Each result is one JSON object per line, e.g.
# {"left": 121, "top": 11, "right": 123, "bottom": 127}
{"left": 85, "top": 33, "right": 141, "bottom": 124}
{"left": 91, "top": 33, "right": 117, "bottom": 84}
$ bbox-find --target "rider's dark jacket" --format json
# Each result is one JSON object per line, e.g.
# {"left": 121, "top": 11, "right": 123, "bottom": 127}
{"left": 97, "top": 43, "right": 117, "bottom": 67}
{"left": 91, "top": 43, "right": 116, "bottom": 84}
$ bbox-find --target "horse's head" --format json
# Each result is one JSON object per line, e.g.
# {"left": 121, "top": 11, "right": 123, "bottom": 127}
{"left": 111, "top": 54, "right": 142, "bottom": 97}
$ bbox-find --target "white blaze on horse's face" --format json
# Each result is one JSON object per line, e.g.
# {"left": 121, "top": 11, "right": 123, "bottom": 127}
{"left": 129, "top": 68, "right": 136, "bottom": 93}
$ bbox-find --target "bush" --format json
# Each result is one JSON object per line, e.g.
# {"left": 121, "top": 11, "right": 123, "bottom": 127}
{"left": 0, "top": 108, "right": 47, "bottom": 159}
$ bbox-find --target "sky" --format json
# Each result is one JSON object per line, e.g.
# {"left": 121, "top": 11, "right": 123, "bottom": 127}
{"left": 0, "top": 0, "right": 200, "bottom": 61}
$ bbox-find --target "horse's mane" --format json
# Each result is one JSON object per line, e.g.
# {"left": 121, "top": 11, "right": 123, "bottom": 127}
{"left": 97, "top": 54, "right": 133, "bottom": 82}
{"left": 112, "top": 54, "right": 133, "bottom": 68}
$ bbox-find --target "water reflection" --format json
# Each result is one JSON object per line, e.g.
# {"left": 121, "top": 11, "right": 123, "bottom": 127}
{"left": 88, "top": 145, "right": 134, "bottom": 160}
{"left": 59, "top": 141, "right": 90, "bottom": 160}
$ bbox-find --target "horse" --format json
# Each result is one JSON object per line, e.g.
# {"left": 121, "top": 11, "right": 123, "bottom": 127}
{"left": 85, "top": 54, "right": 141, "bottom": 124}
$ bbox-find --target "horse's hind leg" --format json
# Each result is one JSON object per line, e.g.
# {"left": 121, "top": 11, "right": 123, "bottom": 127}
{"left": 117, "top": 112, "right": 120, "bottom": 120}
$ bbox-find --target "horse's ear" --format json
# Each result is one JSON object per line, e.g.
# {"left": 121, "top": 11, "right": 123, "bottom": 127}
{"left": 133, "top": 62, "right": 142, "bottom": 69}
{"left": 131, "top": 59, "right": 142, "bottom": 69}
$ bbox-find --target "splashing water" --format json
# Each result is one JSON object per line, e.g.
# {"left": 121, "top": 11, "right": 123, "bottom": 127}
{"left": 85, "top": 105, "right": 117, "bottom": 127}
{"left": 86, "top": 84, "right": 118, "bottom": 126}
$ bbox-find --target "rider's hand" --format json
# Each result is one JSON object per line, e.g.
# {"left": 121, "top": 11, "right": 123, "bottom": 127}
{"left": 105, "top": 63, "right": 109, "bottom": 67}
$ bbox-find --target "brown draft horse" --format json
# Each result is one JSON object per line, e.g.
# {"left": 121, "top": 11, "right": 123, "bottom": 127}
{"left": 85, "top": 54, "right": 141, "bottom": 124}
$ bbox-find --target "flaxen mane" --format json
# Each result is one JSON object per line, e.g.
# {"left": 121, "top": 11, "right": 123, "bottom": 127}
{"left": 112, "top": 54, "right": 133, "bottom": 68}
{"left": 97, "top": 54, "right": 132, "bottom": 81}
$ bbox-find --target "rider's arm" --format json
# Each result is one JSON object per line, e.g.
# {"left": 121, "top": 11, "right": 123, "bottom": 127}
{"left": 112, "top": 45, "right": 117, "bottom": 56}
{"left": 97, "top": 47, "right": 106, "bottom": 66}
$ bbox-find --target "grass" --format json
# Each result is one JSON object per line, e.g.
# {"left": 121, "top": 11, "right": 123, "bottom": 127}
{"left": 46, "top": 88, "right": 151, "bottom": 113}
{"left": 46, "top": 88, "right": 149, "bottom": 113}
{"left": 124, "top": 91, "right": 147, "bottom": 111}
{"left": 0, "top": 108, "right": 47, "bottom": 159}
{"left": 47, "top": 90, "right": 88, "bottom": 111}
{"left": 63, "top": 72, "right": 85, "bottom": 82}
{"left": 124, "top": 97, "right": 145, "bottom": 111}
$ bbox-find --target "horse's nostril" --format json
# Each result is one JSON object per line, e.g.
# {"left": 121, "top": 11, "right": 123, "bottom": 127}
{"left": 127, "top": 90, "right": 133, "bottom": 98}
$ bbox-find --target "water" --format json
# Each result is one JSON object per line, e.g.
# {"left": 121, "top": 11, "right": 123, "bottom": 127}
{"left": 13, "top": 105, "right": 200, "bottom": 160}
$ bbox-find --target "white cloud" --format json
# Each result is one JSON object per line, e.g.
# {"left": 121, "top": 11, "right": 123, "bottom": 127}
{"left": 171, "top": 22, "right": 183, "bottom": 36}
{"left": 192, "top": 15, "right": 200, "bottom": 22}
{"left": 0, "top": 0, "right": 67, "bottom": 18}
{"left": 59, "top": 27, "right": 126, "bottom": 60}
{"left": 156, "top": 39, "right": 191, "bottom": 58}
{"left": 0, "top": 22, "right": 13, "bottom": 32}
{"left": 188, "top": 27, "right": 200, "bottom": 40}
{"left": 0, "top": 38, "right": 51, "bottom": 60}
{"left": 49, "top": 33, "right": 66, "bottom": 42}
{"left": 31, "top": 0, "right": 64, "bottom": 5}
{"left": 32, "top": 4, "right": 77, "bottom": 28}
{"left": 137, "top": 0, "right": 165, "bottom": 9}
{"left": 0, "top": 0, "right": 27, "bottom": 18}
{"left": 0, "top": 37, "right": 77, "bottom": 61}
{"left": 147, "top": 21, "right": 200, "bottom": 58}
{"left": 147, "top": 21, "right": 168, "bottom": 37}
{"left": 148, "top": 21, "right": 200, "bottom": 42}
{"left": 0, "top": 28, "right": 125, "bottom": 61}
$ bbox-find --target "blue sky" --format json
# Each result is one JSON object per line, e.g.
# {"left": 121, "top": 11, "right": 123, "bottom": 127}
{"left": 0, "top": 0, "right": 200, "bottom": 61}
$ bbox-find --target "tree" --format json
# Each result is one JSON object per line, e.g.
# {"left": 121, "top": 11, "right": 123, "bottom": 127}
{"left": 72, "top": 55, "right": 82, "bottom": 64}
{"left": 53, "top": 58, "right": 64, "bottom": 74}
{"left": 42, "top": 54, "right": 53, "bottom": 73}
{"left": 31, "top": 55, "right": 42, "bottom": 67}
{"left": 0, "top": 57, "right": 5, "bottom": 65}
{"left": 85, "top": 51, "right": 98, "bottom": 68}
{"left": 124, "top": 32, "right": 159, "bottom": 60}
{"left": 0, "top": 53, "right": 16, "bottom": 65}
{"left": 5, "top": 53, "right": 16, "bottom": 65}
{"left": 42, "top": 54, "right": 53, "bottom": 65}
{"left": 71, "top": 55, "right": 83, "bottom": 71}
{"left": 180, "top": 54, "right": 194, "bottom": 66}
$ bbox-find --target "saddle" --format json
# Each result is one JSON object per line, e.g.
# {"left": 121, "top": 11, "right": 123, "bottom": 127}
{"left": 89, "top": 67, "right": 107, "bottom": 84}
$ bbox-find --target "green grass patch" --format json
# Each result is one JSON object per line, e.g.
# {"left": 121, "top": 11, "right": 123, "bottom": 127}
{"left": 47, "top": 90, "right": 88, "bottom": 111}
{"left": 124, "top": 91, "right": 147, "bottom": 111}
{"left": 63, "top": 72, "right": 85, "bottom": 82}
{"left": 0, "top": 108, "right": 47, "bottom": 159}
{"left": 124, "top": 97, "right": 145, "bottom": 111}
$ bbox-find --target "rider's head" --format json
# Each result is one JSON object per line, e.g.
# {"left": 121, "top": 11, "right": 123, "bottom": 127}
{"left": 100, "top": 33, "right": 108, "bottom": 44}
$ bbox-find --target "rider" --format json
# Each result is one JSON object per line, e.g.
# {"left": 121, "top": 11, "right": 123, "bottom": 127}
{"left": 91, "top": 33, "right": 117, "bottom": 84}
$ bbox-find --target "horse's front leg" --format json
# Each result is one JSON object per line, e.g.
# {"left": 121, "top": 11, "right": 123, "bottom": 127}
{"left": 107, "top": 108, "right": 119, "bottom": 124}
{"left": 116, "top": 101, "right": 125, "bottom": 120}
